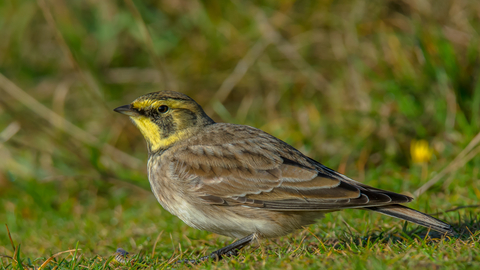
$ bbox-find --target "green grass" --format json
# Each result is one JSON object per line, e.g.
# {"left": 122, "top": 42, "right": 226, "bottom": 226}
{"left": 1, "top": 0, "right": 480, "bottom": 269}
{"left": 1, "top": 175, "right": 479, "bottom": 269}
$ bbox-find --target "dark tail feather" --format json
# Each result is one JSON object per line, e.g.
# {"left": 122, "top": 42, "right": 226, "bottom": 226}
{"left": 366, "top": 204, "right": 455, "bottom": 236}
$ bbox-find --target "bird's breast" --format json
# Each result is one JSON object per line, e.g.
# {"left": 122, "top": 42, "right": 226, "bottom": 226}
{"left": 146, "top": 155, "right": 324, "bottom": 239}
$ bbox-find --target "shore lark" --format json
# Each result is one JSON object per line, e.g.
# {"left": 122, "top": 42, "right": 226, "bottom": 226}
{"left": 114, "top": 91, "right": 453, "bottom": 261}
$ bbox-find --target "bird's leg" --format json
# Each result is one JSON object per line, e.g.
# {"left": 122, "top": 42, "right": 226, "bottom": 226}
{"left": 200, "top": 234, "right": 255, "bottom": 261}
{"left": 177, "top": 234, "right": 255, "bottom": 264}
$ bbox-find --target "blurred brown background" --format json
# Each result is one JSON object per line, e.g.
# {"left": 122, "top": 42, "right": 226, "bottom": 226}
{"left": 1, "top": 0, "right": 479, "bottom": 260}
{"left": 1, "top": 0, "right": 478, "bottom": 185}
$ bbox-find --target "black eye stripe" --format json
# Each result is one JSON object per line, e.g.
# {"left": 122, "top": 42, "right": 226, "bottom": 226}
{"left": 157, "top": 105, "right": 169, "bottom": 113}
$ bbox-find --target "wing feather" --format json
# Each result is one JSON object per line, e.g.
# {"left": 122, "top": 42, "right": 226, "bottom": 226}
{"left": 169, "top": 131, "right": 412, "bottom": 211}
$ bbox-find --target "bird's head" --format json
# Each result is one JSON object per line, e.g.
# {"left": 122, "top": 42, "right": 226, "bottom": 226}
{"left": 114, "top": 91, "right": 214, "bottom": 153}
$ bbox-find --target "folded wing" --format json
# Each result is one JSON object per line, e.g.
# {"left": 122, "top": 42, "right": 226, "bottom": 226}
{"left": 170, "top": 136, "right": 412, "bottom": 211}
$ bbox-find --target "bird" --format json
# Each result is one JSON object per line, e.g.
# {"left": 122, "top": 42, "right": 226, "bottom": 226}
{"left": 114, "top": 90, "right": 453, "bottom": 262}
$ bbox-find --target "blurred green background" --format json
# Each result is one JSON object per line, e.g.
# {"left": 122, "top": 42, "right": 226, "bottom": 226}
{"left": 1, "top": 0, "right": 480, "bottom": 268}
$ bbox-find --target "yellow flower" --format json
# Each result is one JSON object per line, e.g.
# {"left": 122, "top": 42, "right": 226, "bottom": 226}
{"left": 410, "top": 139, "right": 433, "bottom": 164}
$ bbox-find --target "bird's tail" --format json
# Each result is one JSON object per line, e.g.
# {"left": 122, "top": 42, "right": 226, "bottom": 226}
{"left": 366, "top": 204, "right": 455, "bottom": 236}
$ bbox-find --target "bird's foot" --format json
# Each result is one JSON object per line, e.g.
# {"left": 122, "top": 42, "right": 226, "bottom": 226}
{"left": 174, "top": 234, "right": 253, "bottom": 264}
{"left": 175, "top": 249, "right": 238, "bottom": 264}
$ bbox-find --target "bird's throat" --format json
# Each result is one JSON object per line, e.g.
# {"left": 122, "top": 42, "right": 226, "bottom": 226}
{"left": 130, "top": 116, "right": 192, "bottom": 153}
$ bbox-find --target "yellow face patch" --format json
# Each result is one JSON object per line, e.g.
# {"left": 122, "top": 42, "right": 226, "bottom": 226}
{"left": 129, "top": 97, "right": 207, "bottom": 152}
{"left": 130, "top": 115, "right": 191, "bottom": 152}
{"left": 131, "top": 116, "right": 163, "bottom": 150}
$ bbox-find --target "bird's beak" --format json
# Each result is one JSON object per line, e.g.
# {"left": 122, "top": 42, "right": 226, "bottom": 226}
{"left": 113, "top": 104, "right": 140, "bottom": 117}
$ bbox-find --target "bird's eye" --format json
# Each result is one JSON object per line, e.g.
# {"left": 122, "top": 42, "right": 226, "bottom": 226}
{"left": 157, "top": 105, "right": 169, "bottom": 113}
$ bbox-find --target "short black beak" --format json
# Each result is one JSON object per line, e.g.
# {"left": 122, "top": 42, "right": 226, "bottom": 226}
{"left": 113, "top": 104, "right": 139, "bottom": 116}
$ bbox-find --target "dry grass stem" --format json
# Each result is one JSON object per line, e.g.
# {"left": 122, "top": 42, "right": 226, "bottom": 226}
{"left": 0, "top": 122, "right": 20, "bottom": 145}
{"left": 255, "top": 11, "right": 327, "bottom": 92}
{"left": 38, "top": 249, "right": 82, "bottom": 270}
{"left": 5, "top": 224, "right": 15, "bottom": 253}
{"left": 124, "top": 0, "right": 174, "bottom": 91}
{"left": 36, "top": 0, "right": 105, "bottom": 105}
{"left": 104, "top": 68, "right": 162, "bottom": 84}
{"left": 151, "top": 230, "right": 164, "bottom": 258}
{"left": 0, "top": 73, "right": 142, "bottom": 169}
{"left": 414, "top": 130, "right": 480, "bottom": 196}
{"left": 214, "top": 40, "right": 270, "bottom": 103}
{"left": 443, "top": 204, "right": 480, "bottom": 213}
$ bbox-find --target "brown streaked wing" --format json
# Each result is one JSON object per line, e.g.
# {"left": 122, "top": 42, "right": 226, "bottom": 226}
{"left": 171, "top": 135, "right": 412, "bottom": 211}
{"left": 171, "top": 141, "right": 345, "bottom": 198}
